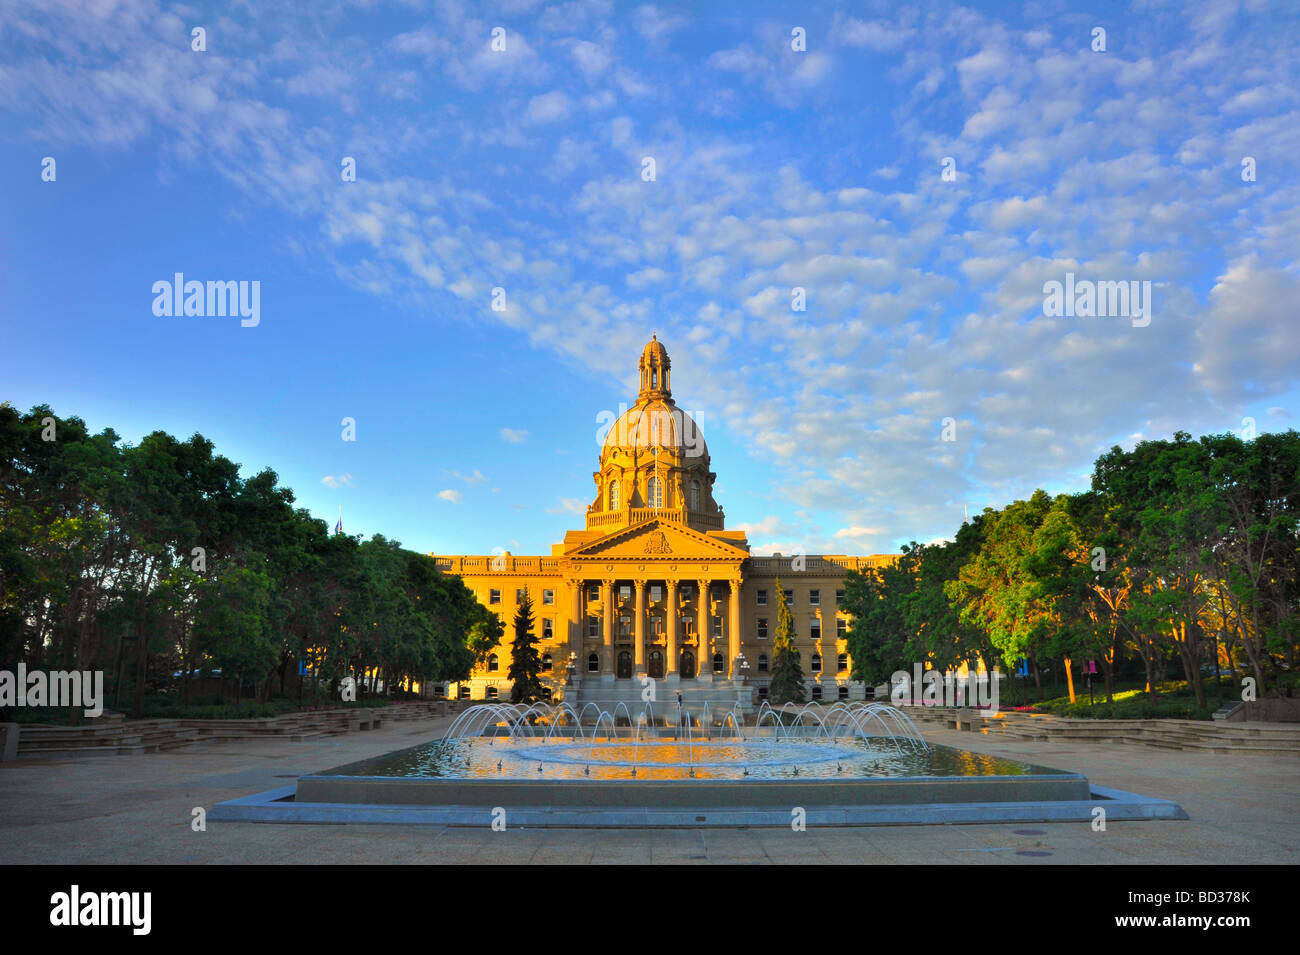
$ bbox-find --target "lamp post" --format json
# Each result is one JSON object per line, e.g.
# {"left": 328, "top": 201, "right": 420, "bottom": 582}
{"left": 736, "top": 652, "right": 749, "bottom": 709}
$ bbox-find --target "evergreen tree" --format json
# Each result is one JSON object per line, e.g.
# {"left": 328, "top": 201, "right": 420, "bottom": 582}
{"left": 508, "top": 589, "right": 544, "bottom": 703}
{"left": 768, "top": 577, "right": 806, "bottom": 704}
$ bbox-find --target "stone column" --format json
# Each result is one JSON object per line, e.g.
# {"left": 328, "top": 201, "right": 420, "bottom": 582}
{"left": 665, "top": 579, "right": 679, "bottom": 678}
{"left": 728, "top": 578, "right": 742, "bottom": 679}
{"left": 634, "top": 579, "right": 646, "bottom": 675}
{"left": 697, "top": 578, "right": 710, "bottom": 681}
{"left": 568, "top": 578, "right": 583, "bottom": 656}
{"left": 601, "top": 578, "right": 615, "bottom": 677}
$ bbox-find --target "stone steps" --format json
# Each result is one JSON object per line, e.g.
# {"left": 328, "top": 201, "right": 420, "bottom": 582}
{"left": 10, "top": 700, "right": 455, "bottom": 759}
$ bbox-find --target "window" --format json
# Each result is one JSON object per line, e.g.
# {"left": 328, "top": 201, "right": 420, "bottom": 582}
{"left": 838, "top": 685, "right": 849, "bottom": 701}
{"left": 489, "top": 589, "right": 501, "bottom": 604}
{"left": 757, "top": 618, "right": 768, "bottom": 640}
{"left": 837, "top": 653, "right": 848, "bottom": 671}
{"left": 651, "top": 369, "right": 658, "bottom": 388}
{"left": 810, "top": 620, "right": 821, "bottom": 641}
{"left": 690, "top": 480, "right": 700, "bottom": 510}
{"left": 587, "top": 616, "right": 599, "bottom": 638}
{"left": 784, "top": 589, "right": 794, "bottom": 605}
{"left": 541, "top": 687, "right": 552, "bottom": 701}
{"left": 516, "top": 588, "right": 526, "bottom": 603}
{"left": 712, "top": 616, "right": 722, "bottom": 638}
{"left": 542, "top": 589, "right": 554, "bottom": 605}
{"left": 811, "top": 653, "right": 822, "bottom": 673}
{"left": 712, "top": 653, "right": 725, "bottom": 673}
{"left": 757, "top": 686, "right": 770, "bottom": 700}
{"left": 609, "top": 480, "right": 620, "bottom": 510}
{"left": 458, "top": 685, "right": 470, "bottom": 700}
{"left": 681, "top": 616, "right": 693, "bottom": 636}
{"left": 809, "top": 589, "right": 820, "bottom": 606}
{"left": 651, "top": 584, "right": 662, "bottom": 602}
{"left": 811, "top": 685, "right": 823, "bottom": 701}
{"left": 542, "top": 618, "right": 553, "bottom": 640}
{"left": 486, "top": 686, "right": 499, "bottom": 700}
{"left": 758, "top": 654, "right": 769, "bottom": 673}
{"left": 588, "top": 584, "right": 599, "bottom": 601}
{"left": 620, "top": 584, "right": 631, "bottom": 601}
{"left": 682, "top": 584, "right": 693, "bottom": 600}
{"left": 487, "top": 654, "right": 499, "bottom": 672}
{"left": 617, "top": 615, "right": 631, "bottom": 638}
{"left": 542, "top": 654, "right": 553, "bottom": 672}
{"left": 835, "top": 589, "right": 845, "bottom": 604}
{"left": 587, "top": 653, "right": 599, "bottom": 673}
{"left": 652, "top": 617, "right": 664, "bottom": 635}
{"left": 756, "top": 589, "right": 767, "bottom": 606}
{"left": 837, "top": 618, "right": 847, "bottom": 637}
{"left": 647, "top": 476, "right": 663, "bottom": 507}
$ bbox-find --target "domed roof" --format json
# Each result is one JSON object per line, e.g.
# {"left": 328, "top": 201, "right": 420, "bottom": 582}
{"left": 601, "top": 398, "right": 707, "bottom": 459}
{"left": 640, "top": 334, "right": 669, "bottom": 368}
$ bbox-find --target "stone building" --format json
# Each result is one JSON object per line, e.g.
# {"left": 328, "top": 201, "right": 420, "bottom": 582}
{"left": 433, "top": 336, "right": 897, "bottom": 705}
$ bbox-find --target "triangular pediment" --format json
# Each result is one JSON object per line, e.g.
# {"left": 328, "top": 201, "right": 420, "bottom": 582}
{"left": 564, "top": 519, "right": 748, "bottom": 560}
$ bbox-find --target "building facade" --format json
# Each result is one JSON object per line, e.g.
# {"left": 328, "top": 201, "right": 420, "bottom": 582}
{"left": 433, "top": 336, "right": 897, "bottom": 704}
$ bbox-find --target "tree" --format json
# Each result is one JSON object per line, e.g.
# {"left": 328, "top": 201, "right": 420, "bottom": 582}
{"left": 507, "top": 589, "right": 543, "bottom": 703}
{"left": 768, "top": 577, "right": 806, "bottom": 705}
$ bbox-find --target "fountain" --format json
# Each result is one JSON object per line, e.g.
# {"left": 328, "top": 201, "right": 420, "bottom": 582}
{"left": 211, "top": 699, "right": 1189, "bottom": 828}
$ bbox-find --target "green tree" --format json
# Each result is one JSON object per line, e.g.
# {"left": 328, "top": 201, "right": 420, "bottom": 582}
{"left": 768, "top": 577, "right": 806, "bottom": 704}
{"left": 508, "top": 589, "right": 543, "bottom": 703}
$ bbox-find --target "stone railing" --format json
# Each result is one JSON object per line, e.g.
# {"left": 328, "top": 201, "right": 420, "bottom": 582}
{"left": 433, "top": 556, "right": 560, "bottom": 575}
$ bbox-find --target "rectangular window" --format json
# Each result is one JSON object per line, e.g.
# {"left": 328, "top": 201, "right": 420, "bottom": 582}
{"left": 651, "top": 584, "right": 662, "bottom": 602}
{"left": 835, "top": 589, "right": 845, "bottom": 604}
{"left": 811, "top": 655, "right": 822, "bottom": 673}
{"left": 617, "top": 615, "right": 631, "bottom": 638}
{"left": 712, "top": 617, "right": 722, "bottom": 638}
{"left": 653, "top": 617, "right": 664, "bottom": 635}
{"left": 542, "top": 589, "right": 554, "bottom": 605}
{"left": 543, "top": 618, "right": 553, "bottom": 640}
{"left": 809, "top": 589, "right": 820, "bottom": 606}
{"left": 682, "top": 585, "right": 693, "bottom": 600}
{"left": 620, "top": 584, "right": 631, "bottom": 601}
{"left": 837, "top": 618, "right": 847, "bottom": 636}
{"left": 516, "top": 588, "right": 525, "bottom": 603}
{"left": 489, "top": 589, "right": 501, "bottom": 604}
{"left": 587, "top": 617, "right": 599, "bottom": 638}
{"left": 811, "top": 620, "right": 821, "bottom": 641}
{"left": 757, "top": 618, "right": 768, "bottom": 640}
{"left": 784, "top": 589, "right": 794, "bottom": 605}
{"left": 756, "top": 589, "right": 767, "bottom": 606}
{"left": 758, "top": 656, "right": 769, "bottom": 673}
{"left": 588, "top": 585, "right": 599, "bottom": 601}
{"left": 682, "top": 617, "right": 694, "bottom": 636}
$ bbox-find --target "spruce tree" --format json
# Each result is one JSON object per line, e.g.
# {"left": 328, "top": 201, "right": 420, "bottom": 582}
{"left": 508, "top": 589, "right": 544, "bottom": 703}
{"left": 768, "top": 577, "right": 806, "bottom": 704}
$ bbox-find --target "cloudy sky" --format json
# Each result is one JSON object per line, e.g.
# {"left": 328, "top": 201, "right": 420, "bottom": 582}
{"left": 2, "top": 0, "right": 1297, "bottom": 558}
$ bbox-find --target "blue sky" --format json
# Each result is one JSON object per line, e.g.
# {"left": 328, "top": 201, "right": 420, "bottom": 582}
{"left": 2, "top": 0, "right": 1298, "bottom": 558}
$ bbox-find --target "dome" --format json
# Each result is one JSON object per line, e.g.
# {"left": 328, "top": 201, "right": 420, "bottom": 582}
{"left": 601, "top": 399, "right": 707, "bottom": 460}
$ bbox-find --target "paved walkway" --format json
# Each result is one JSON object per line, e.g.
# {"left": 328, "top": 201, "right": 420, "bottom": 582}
{"left": 1, "top": 716, "right": 1295, "bottom": 864}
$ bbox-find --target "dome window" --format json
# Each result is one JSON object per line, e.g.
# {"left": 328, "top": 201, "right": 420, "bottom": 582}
{"left": 690, "top": 480, "right": 700, "bottom": 511}
{"left": 647, "top": 476, "right": 663, "bottom": 508}
{"left": 609, "top": 480, "right": 620, "bottom": 510}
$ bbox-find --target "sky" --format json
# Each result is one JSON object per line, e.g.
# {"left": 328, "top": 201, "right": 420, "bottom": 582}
{"left": 1, "top": 0, "right": 1297, "bottom": 559}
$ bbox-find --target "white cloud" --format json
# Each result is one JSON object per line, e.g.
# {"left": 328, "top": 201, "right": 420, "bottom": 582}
{"left": 438, "top": 489, "right": 463, "bottom": 503}
{"left": 321, "top": 474, "right": 353, "bottom": 488}
{"left": 500, "top": 428, "right": 529, "bottom": 443}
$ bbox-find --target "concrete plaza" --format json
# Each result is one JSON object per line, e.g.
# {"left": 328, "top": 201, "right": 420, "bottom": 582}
{"left": 1, "top": 713, "right": 1295, "bottom": 864}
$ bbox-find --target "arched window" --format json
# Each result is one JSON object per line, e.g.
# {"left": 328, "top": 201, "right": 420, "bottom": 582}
{"left": 487, "top": 654, "right": 499, "bottom": 672}
{"left": 837, "top": 653, "right": 848, "bottom": 671}
{"left": 647, "top": 476, "right": 663, "bottom": 507}
{"left": 651, "top": 369, "right": 658, "bottom": 388}
{"left": 712, "top": 653, "right": 725, "bottom": 673}
{"left": 587, "top": 653, "right": 599, "bottom": 673}
{"left": 690, "top": 480, "right": 700, "bottom": 510}
{"left": 608, "top": 480, "right": 620, "bottom": 510}
{"left": 758, "top": 654, "right": 769, "bottom": 673}
{"left": 542, "top": 654, "right": 553, "bottom": 672}
{"left": 837, "top": 685, "right": 849, "bottom": 701}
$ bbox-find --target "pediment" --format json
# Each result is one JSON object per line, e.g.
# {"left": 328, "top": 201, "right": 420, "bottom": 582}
{"left": 564, "top": 519, "right": 748, "bottom": 560}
